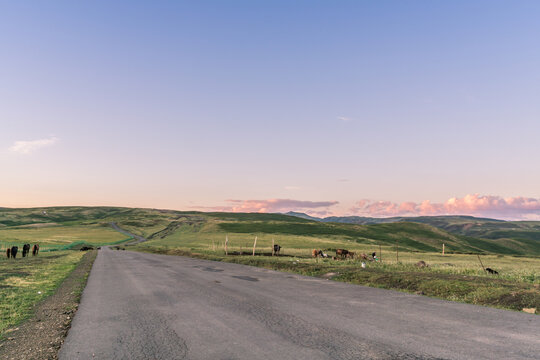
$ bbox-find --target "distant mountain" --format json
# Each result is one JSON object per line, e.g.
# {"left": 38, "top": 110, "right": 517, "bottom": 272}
{"left": 283, "top": 211, "right": 322, "bottom": 221}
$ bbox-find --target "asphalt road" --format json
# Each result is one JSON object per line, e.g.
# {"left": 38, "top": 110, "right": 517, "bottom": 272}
{"left": 59, "top": 249, "right": 540, "bottom": 360}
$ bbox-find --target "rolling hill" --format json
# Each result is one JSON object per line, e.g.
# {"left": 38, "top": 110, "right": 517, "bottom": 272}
{"left": 1, "top": 207, "right": 539, "bottom": 255}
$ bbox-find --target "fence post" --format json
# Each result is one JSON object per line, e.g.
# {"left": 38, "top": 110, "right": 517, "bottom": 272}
{"left": 252, "top": 236, "right": 257, "bottom": 256}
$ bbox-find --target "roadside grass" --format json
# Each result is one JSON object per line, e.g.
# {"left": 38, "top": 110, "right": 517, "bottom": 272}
{"left": 0, "top": 251, "right": 85, "bottom": 336}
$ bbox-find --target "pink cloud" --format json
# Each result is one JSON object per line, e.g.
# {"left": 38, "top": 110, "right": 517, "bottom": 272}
{"left": 350, "top": 194, "right": 540, "bottom": 220}
{"left": 196, "top": 198, "right": 339, "bottom": 214}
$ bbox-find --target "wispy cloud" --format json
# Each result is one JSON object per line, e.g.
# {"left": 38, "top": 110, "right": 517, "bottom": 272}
{"left": 9, "top": 136, "right": 58, "bottom": 154}
{"left": 197, "top": 198, "right": 339, "bottom": 213}
{"left": 337, "top": 116, "right": 351, "bottom": 122}
{"left": 350, "top": 194, "right": 540, "bottom": 220}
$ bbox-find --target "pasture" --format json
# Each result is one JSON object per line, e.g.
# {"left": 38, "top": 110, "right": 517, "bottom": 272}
{"left": 0, "top": 215, "right": 132, "bottom": 337}
{"left": 0, "top": 224, "right": 131, "bottom": 252}
{"left": 0, "top": 251, "right": 85, "bottom": 335}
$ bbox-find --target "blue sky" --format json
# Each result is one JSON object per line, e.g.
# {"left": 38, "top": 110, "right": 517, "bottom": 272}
{"left": 1, "top": 1, "right": 540, "bottom": 219}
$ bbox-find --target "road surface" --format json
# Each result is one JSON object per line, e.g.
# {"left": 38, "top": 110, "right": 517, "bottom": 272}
{"left": 60, "top": 248, "right": 540, "bottom": 359}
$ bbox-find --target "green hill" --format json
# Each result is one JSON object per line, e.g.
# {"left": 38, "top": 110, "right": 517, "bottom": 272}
{"left": 1, "top": 207, "right": 539, "bottom": 256}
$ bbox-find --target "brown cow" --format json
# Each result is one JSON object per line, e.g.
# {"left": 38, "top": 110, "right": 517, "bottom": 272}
{"left": 32, "top": 244, "right": 39, "bottom": 256}
{"left": 312, "top": 249, "right": 323, "bottom": 258}
{"left": 347, "top": 251, "right": 356, "bottom": 259}
{"left": 336, "top": 249, "right": 349, "bottom": 259}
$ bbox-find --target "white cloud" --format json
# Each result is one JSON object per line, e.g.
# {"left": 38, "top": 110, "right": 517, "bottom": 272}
{"left": 9, "top": 136, "right": 58, "bottom": 154}
{"left": 338, "top": 116, "right": 351, "bottom": 122}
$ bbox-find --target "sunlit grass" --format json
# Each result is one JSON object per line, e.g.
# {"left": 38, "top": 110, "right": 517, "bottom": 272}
{"left": 0, "top": 251, "right": 85, "bottom": 335}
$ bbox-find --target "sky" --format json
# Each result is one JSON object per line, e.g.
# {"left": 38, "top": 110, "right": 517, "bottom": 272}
{"left": 1, "top": 1, "right": 540, "bottom": 220}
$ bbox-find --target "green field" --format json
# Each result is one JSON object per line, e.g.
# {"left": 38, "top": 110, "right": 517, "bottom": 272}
{"left": 0, "top": 207, "right": 138, "bottom": 335}
{"left": 0, "top": 251, "right": 85, "bottom": 335}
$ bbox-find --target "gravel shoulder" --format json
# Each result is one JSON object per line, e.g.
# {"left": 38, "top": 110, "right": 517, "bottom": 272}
{"left": 0, "top": 251, "right": 97, "bottom": 360}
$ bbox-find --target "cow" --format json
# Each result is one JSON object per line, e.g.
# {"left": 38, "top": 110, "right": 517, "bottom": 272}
{"left": 32, "top": 244, "right": 39, "bottom": 256}
{"left": 273, "top": 244, "right": 281, "bottom": 256}
{"left": 22, "top": 244, "right": 30, "bottom": 257}
{"left": 486, "top": 267, "right": 499, "bottom": 275}
{"left": 347, "top": 251, "right": 356, "bottom": 259}
{"left": 312, "top": 249, "right": 323, "bottom": 258}
{"left": 361, "top": 253, "right": 369, "bottom": 261}
{"left": 10, "top": 246, "right": 18, "bottom": 259}
{"left": 336, "top": 249, "right": 349, "bottom": 259}
{"left": 6, "top": 248, "right": 10, "bottom": 258}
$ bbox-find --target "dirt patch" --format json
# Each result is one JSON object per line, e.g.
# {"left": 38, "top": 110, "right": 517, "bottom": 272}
{"left": 0, "top": 251, "right": 97, "bottom": 360}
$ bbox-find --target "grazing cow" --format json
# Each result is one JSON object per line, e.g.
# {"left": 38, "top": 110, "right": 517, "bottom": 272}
{"left": 336, "top": 249, "right": 349, "bottom": 259}
{"left": 486, "top": 267, "right": 499, "bottom": 275}
{"left": 361, "top": 253, "right": 369, "bottom": 261}
{"left": 312, "top": 249, "right": 324, "bottom": 258}
{"left": 32, "top": 244, "right": 39, "bottom": 256}
{"left": 416, "top": 260, "right": 427, "bottom": 268}
{"left": 6, "top": 248, "right": 10, "bottom": 258}
{"left": 273, "top": 244, "right": 281, "bottom": 255}
{"left": 10, "top": 246, "right": 18, "bottom": 259}
{"left": 22, "top": 244, "right": 30, "bottom": 257}
{"left": 346, "top": 251, "right": 356, "bottom": 259}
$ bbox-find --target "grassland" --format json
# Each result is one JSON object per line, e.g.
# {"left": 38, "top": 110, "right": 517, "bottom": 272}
{"left": 0, "top": 251, "right": 85, "bottom": 335}
{"left": 0, "top": 207, "right": 138, "bottom": 336}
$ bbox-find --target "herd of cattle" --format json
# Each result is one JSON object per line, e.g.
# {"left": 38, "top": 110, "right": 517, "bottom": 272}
{"left": 5, "top": 244, "right": 39, "bottom": 259}
{"left": 312, "top": 248, "right": 378, "bottom": 261}
{"left": 269, "top": 244, "right": 379, "bottom": 261}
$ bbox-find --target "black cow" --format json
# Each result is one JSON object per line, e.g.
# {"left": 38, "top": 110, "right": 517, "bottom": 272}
{"left": 273, "top": 244, "right": 281, "bottom": 255}
{"left": 10, "top": 246, "right": 18, "bottom": 259}
{"left": 6, "top": 248, "right": 10, "bottom": 258}
{"left": 32, "top": 244, "right": 39, "bottom": 256}
{"left": 486, "top": 267, "right": 499, "bottom": 275}
{"left": 22, "top": 244, "right": 30, "bottom": 257}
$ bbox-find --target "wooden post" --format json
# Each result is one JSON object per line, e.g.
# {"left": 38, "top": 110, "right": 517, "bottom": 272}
{"left": 396, "top": 239, "right": 399, "bottom": 263}
{"left": 442, "top": 243, "right": 445, "bottom": 255}
{"left": 272, "top": 238, "right": 275, "bottom": 256}
{"left": 225, "top": 235, "right": 228, "bottom": 256}
{"left": 476, "top": 254, "right": 486, "bottom": 272}
{"left": 379, "top": 244, "right": 382, "bottom": 263}
{"left": 252, "top": 236, "right": 257, "bottom": 256}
